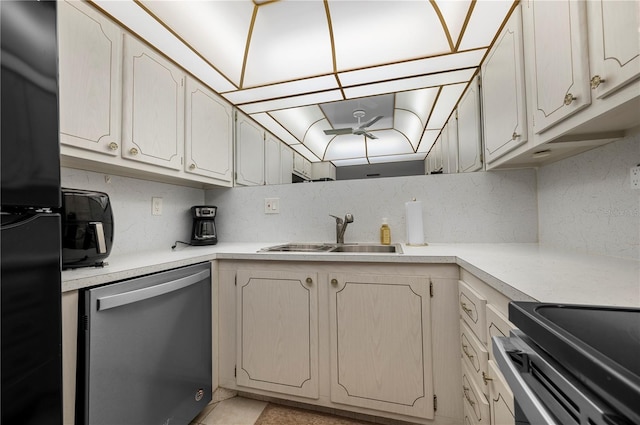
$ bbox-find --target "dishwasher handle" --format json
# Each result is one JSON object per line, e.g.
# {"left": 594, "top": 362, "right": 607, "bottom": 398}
{"left": 97, "top": 268, "right": 210, "bottom": 311}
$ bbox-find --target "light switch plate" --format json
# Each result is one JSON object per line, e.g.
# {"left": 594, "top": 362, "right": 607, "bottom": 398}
{"left": 264, "top": 198, "right": 280, "bottom": 214}
{"left": 631, "top": 165, "right": 640, "bottom": 190}
{"left": 152, "top": 197, "right": 163, "bottom": 215}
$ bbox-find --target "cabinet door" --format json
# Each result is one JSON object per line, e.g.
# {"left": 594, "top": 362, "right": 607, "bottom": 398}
{"left": 303, "top": 157, "right": 312, "bottom": 178}
{"left": 523, "top": 0, "right": 591, "bottom": 134}
{"left": 58, "top": 0, "right": 122, "bottom": 156}
{"left": 458, "top": 78, "right": 484, "bottom": 171}
{"left": 185, "top": 77, "right": 233, "bottom": 185}
{"left": 587, "top": 0, "right": 640, "bottom": 99}
{"left": 328, "top": 273, "right": 434, "bottom": 419}
{"left": 235, "top": 112, "right": 265, "bottom": 186}
{"left": 488, "top": 360, "right": 515, "bottom": 425}
{"left": 264, "top": 133, "right": 282, "bottom": 185}
{"left": 280, "top": 144, "right": 293, "bottom": 184}
{"left": 122, "top": 35, "right": 185, "bottom": 170}
{"left": 481, "top": 6, "right": 527, "bottom": 165}
{"left": 236, "top": 270, "right": 319, "bottom": 399}
{"left": 446, "top": 116, "right": 459, "bottom": 174}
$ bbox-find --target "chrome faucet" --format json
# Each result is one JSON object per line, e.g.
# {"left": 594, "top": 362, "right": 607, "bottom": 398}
{"left": 330, "top": 213, "right": 354, "bottom": 244}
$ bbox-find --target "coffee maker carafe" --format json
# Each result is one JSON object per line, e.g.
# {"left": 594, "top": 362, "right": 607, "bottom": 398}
{"left": 190, "top": 206, "right": 217, "bottom": 245}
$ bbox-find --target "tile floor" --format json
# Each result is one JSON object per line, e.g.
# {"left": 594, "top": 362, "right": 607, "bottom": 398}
{"left": 190, "top": 396, "right": 268, "bottom": 425}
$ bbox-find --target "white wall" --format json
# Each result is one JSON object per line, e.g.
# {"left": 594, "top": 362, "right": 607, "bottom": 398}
{"left": 205, "top": 169, "right": 539, "bottom": 244}
{"left": 61, "top": 168, "right": 204, "bottom": 256}
{"left": 537, "top": 132, "right": 640, "bottom": 260}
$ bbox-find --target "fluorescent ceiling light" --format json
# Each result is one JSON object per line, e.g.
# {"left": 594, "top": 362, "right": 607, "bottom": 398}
{"left": 100, "top": 0, "right": 516, "bottom": 166}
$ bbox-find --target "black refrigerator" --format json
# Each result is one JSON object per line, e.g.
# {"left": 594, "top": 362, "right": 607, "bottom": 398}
{"left": 1, "top": 1, "right": 63, "bottom": 424}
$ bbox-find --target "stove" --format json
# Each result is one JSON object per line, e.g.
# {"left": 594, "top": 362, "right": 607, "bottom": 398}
{"left": 493, "top": 302, "right": 640, "bottom": 425}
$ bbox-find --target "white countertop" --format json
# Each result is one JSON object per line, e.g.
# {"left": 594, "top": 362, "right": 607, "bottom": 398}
{"left": 61, "top": 242, "right": 640, "bottom": 307}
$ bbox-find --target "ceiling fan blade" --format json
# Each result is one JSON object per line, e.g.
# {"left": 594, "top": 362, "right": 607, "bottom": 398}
{"left": 359, "top": 115, "right": 383, "bottom": 129}
{"left": 364, "top": 132, "right": 378, "bottom": 139}
{"left": 324, "top": 127, "right": 353, "bottom": 136}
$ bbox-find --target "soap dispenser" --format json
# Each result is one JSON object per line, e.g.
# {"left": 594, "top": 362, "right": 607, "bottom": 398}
{"left": 380, "top": 218, "right": 391, "bottom": 245}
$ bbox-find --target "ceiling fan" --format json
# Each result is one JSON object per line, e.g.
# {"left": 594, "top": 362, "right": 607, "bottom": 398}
{"left": 324, "top": 109, "right": 383, "bottom": 139}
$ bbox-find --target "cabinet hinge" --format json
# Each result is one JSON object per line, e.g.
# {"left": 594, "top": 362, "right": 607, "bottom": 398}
{"left": 429, "top": 279, "right": 434, "bottom": 298}
{"left": 234, "top": 366, "right": 237, "bottom": 377}
{"left": 434, "top": 395, "right": 437, "bottom": 412}
{"left": 234, "top": 275, "right": 237, "bottom": 286}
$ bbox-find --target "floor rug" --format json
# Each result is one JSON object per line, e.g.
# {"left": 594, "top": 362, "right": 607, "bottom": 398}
{"left": 253, "top": 403, "right": 374, "bottom": 425}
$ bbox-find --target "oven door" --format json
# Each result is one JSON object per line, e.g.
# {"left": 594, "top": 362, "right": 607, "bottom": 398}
{"left": 493, "top": 330, "right": 634, "bottom": 425}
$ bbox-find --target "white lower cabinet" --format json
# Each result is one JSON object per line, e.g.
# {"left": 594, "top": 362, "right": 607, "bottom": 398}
{"left": 236, "top": 270, "right": 319, "bottom": 398}
{"left": 459, "top": 269, "right": 515, "bottom": 425}
{"left": 487, "top": 360, "right": 515, "bottom": 425}
{"left": 328, "top": 273, "right": 434, "bottom": 419}
{"left": 219, "top": 261, "right": 461, "bottom": 424}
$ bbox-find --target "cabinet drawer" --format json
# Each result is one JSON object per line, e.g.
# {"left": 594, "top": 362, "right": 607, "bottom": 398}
{"left": 462, "top": 363, "right": 490, "bottom": 424}
{"left": 460, "top": 320, "right": 489, "bottom": 396}
{"left": 487, "top": 360, "right": 515, "bottom": 425}
{"left": 458, "top": 281, "right": 487, "bottom": 343}
{"left": 486, "top": 304, "right": 515, "bottom": 360}
{"left": 463, "top": 399, "right": 478, "bottom": 425}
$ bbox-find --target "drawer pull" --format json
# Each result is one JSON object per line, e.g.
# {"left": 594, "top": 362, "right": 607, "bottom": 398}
{"left": 460, "top": 302, "right": 473, "bottom": 315}
{"left": 482, "top": 372, "right": 493, "bottom": 385}
{"left": 463, "top": 386, "right": 475, "bottom": 406}
{"left": 462, "top": 344, "right": 475, "bottom": 360}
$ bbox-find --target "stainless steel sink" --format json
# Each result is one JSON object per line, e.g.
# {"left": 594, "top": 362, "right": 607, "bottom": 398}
{"left": 331, "top": 244, "right": 402, "bottom": 253}
{"left": 259, "top": 243, "right": 335, "bottom": 252}
{"left": 259, "top": 243, "right": 403, "bottom": 254}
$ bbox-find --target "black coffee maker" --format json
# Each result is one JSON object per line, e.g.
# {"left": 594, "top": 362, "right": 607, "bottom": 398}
{"left": 190, "top": 206, "right": 217, "bottom": 245}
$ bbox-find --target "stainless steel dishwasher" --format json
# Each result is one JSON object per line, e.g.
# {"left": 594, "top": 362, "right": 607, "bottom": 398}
{"left": 77, "top": 262, "right": 212, "bottom": 425}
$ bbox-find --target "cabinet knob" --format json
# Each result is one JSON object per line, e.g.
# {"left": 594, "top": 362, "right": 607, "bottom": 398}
{"left": 189, "top": 163, "right": 196, "bottom": 170}
{"left": 306, "top": 277, "right": 313, "bottom": 285}
{"left": 482, "top": 372, "right": 493, "bottom": 385}
{"left": 330, "top": 278, "right": 338, "bottom": 286}
{"left": 511, "top": 132, "right": 520, "bottom": 141}
{"left": 590, "top": 75, "right": 605, "bottom": 90}
{"left": 129, "top": 147, "right": 139, "bottom": 156}
{"left": 563, "top": 93, "right": 576, "bottom": 106}
{"left": 107, "top": 142, "right": 119, "bottom": 151}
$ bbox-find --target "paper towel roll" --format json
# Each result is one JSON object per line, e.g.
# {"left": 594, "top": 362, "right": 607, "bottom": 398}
{"left": 405, "top": 200, "right": 425, "bottom": 246}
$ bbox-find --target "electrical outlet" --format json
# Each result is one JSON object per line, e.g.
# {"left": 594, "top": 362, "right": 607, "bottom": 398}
{"left": 264, "top": 198, "right": 280, "bottom": 214}
{"left": 152, "top": 197, "right": 163, "bottom": 215}
{"left": 631, "top": 165, "right": 640, "bottom": 190}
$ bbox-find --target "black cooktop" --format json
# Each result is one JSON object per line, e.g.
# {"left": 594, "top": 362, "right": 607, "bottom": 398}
{"left": 509, "top": 302, "right": 640, "bottom": 424}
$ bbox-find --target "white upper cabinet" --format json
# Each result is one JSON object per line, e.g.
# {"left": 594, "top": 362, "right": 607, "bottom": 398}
{"left": 587, "top": 0, "right": 640, "bottom": 99}
{"left": 58, "top": 0, "right": 122, "bottom": 156}
{"left": 280, "top": 144, "right": 294, "bottom": 184}
{"left": 185, "top": 77, "right": 233, "bottom": 186}
{"left": 481, "top": 7, "right": 527, "bottom": 165}
{"left": 122, "top": 35, "right": 185, "bottom": 170}
{"left": 522, "top": 0, "right": 591, "bottom": 134}
{"left": 458, "top": 78, "right": 484, "bottom": 172}
{"left": 264, "top": 133, "right": 282, "bottom": 186}
{"left": 235, "top": 111, "right": 265, "bottom": 186}
{"left": 293, "top": 152, "right": 311, "bottom": 180}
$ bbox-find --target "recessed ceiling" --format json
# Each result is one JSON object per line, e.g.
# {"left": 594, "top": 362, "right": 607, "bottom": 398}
{"left": 91, "top": 0, "right": 517, "bottom": 166}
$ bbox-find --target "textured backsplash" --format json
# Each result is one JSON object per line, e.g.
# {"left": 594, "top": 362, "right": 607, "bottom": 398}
{"left": 205, "top": 169, "right": 539, "bottom": 244}
{"left": 537, "top": 131, "right": 640, "bottom": 260}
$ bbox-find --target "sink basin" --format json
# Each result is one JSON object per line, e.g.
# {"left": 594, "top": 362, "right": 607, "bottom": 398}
{"left": 259, "top": 243, "right": 403, "bottom": 254}
{"left": 259, "top": 243, "right": 335, "bottom": 252}
{"left": 330, "top": 244, "right": 402, "bottom": 253}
